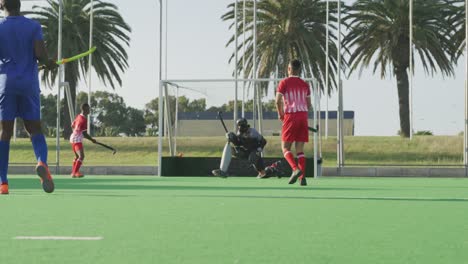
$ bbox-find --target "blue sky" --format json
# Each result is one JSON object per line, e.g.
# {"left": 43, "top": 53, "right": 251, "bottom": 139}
{"left": 19, "top": 0, "right": 467, "bottom": 136}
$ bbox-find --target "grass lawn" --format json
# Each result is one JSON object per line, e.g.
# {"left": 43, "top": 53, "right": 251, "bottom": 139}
{"left": 2, "top": 176, "right": 468, "bottom": 264}
{"left": 7, "top": 135, "right": 464, "bottom": 166}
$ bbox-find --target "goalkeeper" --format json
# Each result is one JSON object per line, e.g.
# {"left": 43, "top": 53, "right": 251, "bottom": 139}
{"left": 212, "top": 118, "right": 282, "bottom": 178}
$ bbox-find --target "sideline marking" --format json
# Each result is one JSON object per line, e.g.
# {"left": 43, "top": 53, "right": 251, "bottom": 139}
{"left": 14, "top": 236, "right": 103, "bottom": 241}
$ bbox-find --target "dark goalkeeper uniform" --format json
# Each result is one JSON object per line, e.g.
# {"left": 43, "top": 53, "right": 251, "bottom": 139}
{"left": 228, "top": 127, "right": 267, "bottom": 172}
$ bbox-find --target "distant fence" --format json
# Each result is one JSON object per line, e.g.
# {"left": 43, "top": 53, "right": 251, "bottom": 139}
{"left": 176, "top": 111, "right": 354, "bottom": 136}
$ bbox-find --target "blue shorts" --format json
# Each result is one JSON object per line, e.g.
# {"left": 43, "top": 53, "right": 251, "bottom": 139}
{"left": 0, "top": 93, "right": 41, "bottom": 121}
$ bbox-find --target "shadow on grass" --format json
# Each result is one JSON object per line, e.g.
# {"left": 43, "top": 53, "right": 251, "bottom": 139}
{"left": 179, "top": 194, "right": 468, "bottom": 203}
{"left": 7, "top": 178, "right": 467, "bottom": 202}
{"left": 7, "top": 177, "right": 387, "bottom": 192}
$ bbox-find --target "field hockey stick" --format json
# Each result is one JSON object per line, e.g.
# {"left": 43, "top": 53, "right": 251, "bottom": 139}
{"left": 56, "top": 46, "right": 97, "bottom": 65}
{"left": 217, "top": 111, "right": 229, "bottom": 133}
{"left": 94, "top": 141, "right": 117, "bottom": 155}
{"left": 218, "top": 111, "right": 240, "bottom": 155}
{"left": 39, "top": 47, "right": 97, "bottom": 70}
{"left": 308, "top": 125, "right": 319, "bottom": 133}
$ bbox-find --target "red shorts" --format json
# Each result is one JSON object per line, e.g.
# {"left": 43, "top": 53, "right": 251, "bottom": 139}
{"left": 281, "top": 112, "right": 309, "bottom": 143}
{"left": 71, "top": 142, "right": 83, "bottom": 152}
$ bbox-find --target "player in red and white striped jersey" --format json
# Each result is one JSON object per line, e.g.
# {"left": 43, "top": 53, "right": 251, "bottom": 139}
{"left": 276, "top": 59, "right": 312, "bottom": 186}
{"left": 69, "top": 103, "right": 96, "bottom": 178}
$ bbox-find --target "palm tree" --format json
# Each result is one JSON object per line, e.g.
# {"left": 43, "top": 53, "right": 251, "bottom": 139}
{"left": 343, "top": 0, "right": 458, "bottom": 137}
{"left": 26, "top": 0, "right": 131, "bottom": 139}
{"left": 448, "top": 0, "right": 466, "bottom": 60}
{"left": 221, "top": 0, "right": 343, "bottom": 95}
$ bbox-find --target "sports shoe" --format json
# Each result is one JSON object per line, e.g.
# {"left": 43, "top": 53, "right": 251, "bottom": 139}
{"left": 0, "top": 183, "right": 9, "bottom": 195}
{"left": 35, "top": 162, "right": 55, "bottom": 193}
{"left": 72, "top": 172, "right": 85, "bottom": 178}
{"left": 288, "top": 169, "right": 302, "bottom": 184}
{"left": 212, "top": 169, "right": 228, "bottom": 178}
{"left": 257, "top": 172, "right": 270, "bottom": 179}
{"left": 268, "top": 161, "right": 284, "bottom": 178}
{"left": 300, "top": 176, "right": 307, "bottom": 186}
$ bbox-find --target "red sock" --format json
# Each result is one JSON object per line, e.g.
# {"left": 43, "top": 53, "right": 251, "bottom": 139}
{"left": 75, "top": 159, "right": 83, "bottom": 173}
{"left": 283, "top": 150, "right": 297, "bottom": 171}
{"left": 72, "top": 159, "right": 78, "bottom": 174}
{"left": 297, "top": 152, "right": 306, "bottom": 178}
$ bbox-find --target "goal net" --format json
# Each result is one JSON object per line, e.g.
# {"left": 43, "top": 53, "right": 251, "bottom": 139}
{"left": 158, "top": 78, "right": 322, "bottom": 177}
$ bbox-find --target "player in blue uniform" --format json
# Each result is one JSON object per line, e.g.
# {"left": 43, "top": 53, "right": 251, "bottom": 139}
{"left": 0, "top": 0, "right": 57, "bottom": 194}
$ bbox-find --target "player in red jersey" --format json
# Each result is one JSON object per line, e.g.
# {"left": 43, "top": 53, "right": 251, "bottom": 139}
{"left": 70, "top": 103, "right": 96, "bottom": 178}
{"left": 275, "top": 59, "right": 312, "bottom": 186}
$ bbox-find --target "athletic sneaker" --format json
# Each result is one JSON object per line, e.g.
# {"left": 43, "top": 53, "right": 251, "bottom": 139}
{"left": 35, "top": 162, "right": 55, "bottom": 193}
{"left": 269, "top": 161, "right": 285, "bottom": 178}
{"left": 300, "top": 176, "right": 307, "bottom": 186}
{"left": 212, "top": 169, "right": 228, "bottom": 178}
{"left": 257, "top": 172, "right": 270, "bottom": 179}
{"left": 0, "top": 183, "right": 9, "bottom": 195}
{"left": 72, "top": 172, "right": 85, "bottom": 178}
{"left": 288, "top": 169, "right": 302, "bottom": 184}
{"left": 274, "top": 166, "right": 285, "bottom": 178}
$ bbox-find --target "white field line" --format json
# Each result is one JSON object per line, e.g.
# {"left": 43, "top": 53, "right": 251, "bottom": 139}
{"left": 14, "top": 236, "right": 103, "bottom": 241}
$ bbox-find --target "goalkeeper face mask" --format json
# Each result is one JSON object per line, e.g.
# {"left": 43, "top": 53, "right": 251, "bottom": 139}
{"left": 236, "top": 118, "right": 249, "bottom": 133}
{"left": 238, "top": 124, "right": 249, "bottom": 133}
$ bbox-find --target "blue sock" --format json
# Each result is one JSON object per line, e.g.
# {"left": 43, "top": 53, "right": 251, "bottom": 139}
{"left": 31, "top": 134, "right": 48, "bottom": 165}
{"left": 0, "top": 141, "right": 10, "bottom": 184}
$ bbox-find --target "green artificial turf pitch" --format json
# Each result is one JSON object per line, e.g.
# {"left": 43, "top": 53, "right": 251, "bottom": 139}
{"left": 1, "top": 176, "right": 468, "bottom": 264}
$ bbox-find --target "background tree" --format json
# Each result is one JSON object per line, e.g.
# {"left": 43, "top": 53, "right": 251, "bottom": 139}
{"left": 448, "top": 0, "right": 467, "bottom": 61}
{"left": 40, "top": 94, "right": 62, "bottom": 137}
{"left": 343, "top": 0, "right": 458, "bottom": 137}
{"left": 177, "top": 96, "right": 207, "bottom": 113}
{"left": 222, "top": 0, "right": 341, "bottom": 95}
{"left": 144, "top": 98, "right": 159, "bottom": 133}
{"left": 262, "top": 99, "right": 278, "bottom": 112}
{"left": 122, "top": 107, "right": 146, "bottom": 136}
{"left": 92, "top": 91, "right": 127, "bottom": 136}
{"left": 76, "top": 92, "right": 91, "bottom": 112}
{"left": 27, "top": 0, "right": 131, "bottom": 139}
{"left": 187, "top": 98, "right": 207, "bottom": 112}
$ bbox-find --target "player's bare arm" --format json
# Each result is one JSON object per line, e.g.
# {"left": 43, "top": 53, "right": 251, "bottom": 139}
{"left": 34, "top": 40, "right": 57, "bottom": 70}
{"left": 275, "top": 93, "right": 284, "bottom": 121}
{"left": 83, "top": 131, "right": 97, "bottom": 143}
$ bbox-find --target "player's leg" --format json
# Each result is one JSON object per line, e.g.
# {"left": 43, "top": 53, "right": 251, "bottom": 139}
{"left": 0, "top": 94, "right": 17, "bottom": 194}
{"left": 212, "top": 142, "right": 231, "bottom": 178}
{"left": 71, "top": 146, "right": 79, "bottom": 176}
{"left": 21, "top": 94, "right": 54, "bottom": 193}
{"left": 295, "top": 112, "right": 309, "bottom": 186}
{"left": 282, "top": 141, "right": 296, "bottom": 170}
{"left": 283, "top": 140, "right": 301, "bottom": 184}
{"left": 21, "top": 93, "right": 48, "bottom": 166}
{"left": 24, "top": 120, "right": 48, "bottom": 164}
{"left": 248, "top": 151, "right": 267, "bottom": 178}
{"left": 281, "top": 114, "right": 299, "bottom": 172}
{"left": 73, "top": 147, "right": 85, "bottom": 178}
{"left": 295, "top": 142, "right": 307, "bottom": 186}
{"left": 0, "top": 120, "right": 14, "bottom": 195}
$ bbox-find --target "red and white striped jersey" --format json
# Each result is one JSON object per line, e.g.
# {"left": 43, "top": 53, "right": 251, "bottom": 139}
{"left": 277, "top": 76, "right": 311, "bottom": 114}
{"left": 70, "top": 114, "right": 87, "bottom": 143}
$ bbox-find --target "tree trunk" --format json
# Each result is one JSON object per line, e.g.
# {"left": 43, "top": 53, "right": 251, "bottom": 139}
{"left": 62, "top": 70, "right": 77, "bottom": 140}
{"left": 395, "top": 67, "right": 410, "bottom": 137}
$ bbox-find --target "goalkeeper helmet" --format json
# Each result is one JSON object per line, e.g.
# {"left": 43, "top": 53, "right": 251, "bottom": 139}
{"left": 236, "top": 118, "right": 249, "bottom": 133}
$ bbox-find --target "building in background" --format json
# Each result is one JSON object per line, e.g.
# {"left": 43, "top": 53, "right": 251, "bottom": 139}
{"left": 176, "top": 111, "right": 355, "bottom": 137}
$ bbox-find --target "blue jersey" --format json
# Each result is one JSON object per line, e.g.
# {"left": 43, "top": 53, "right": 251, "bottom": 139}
{"left": 0, "top": 16, "right": 43, "bottom": 95}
